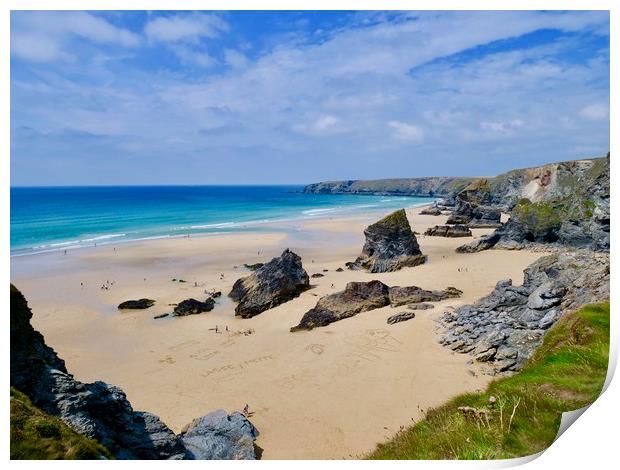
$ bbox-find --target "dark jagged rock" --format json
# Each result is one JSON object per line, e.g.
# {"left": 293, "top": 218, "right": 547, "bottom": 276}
{"left": 439, "top": 251, "right": 610, "bottom": 372}
{"left": 154, "top": 313, "right": 169, "bottom": 319}
{"left": 311, "top": 273, "right": 324, "bottom": 278}
{"left": 419, "top": 207, "right": 442, "bottom": 216}
{"left": 291, "top": 281, "right": 390, "bottom": 331}
{"left": 446, "top": 214, "right": 471, "bottom": 225}
{"left": 118, "top": 299, "right": 156, "bottom": 310}
{"left": 387, "top": 311, "right": 416, "bottom": 325}
{"left": 424, "top": 225, "right": 472, "bottom": 238}
{"left": 335, "top": 267, "right": 344, "bottom": 272}
{"left": 292, "top": 281, "right": 461, "bottom": 331}
{"left": 180, "top": 410, "right": 259, "bottom": 460}
{"left": 229, "top": 249, "right": 310, "bottom": 318}
{"left": 349, "top": 209, "right": 426, "bottom": 273}
{"left": 10, "top": 285, "right": 186, "bottom": 459}
{"left": 388, "top": 285, "right": 462, "bottom": 307}
{"left": 173, "top": 298, "right": 215, "bottom": 316}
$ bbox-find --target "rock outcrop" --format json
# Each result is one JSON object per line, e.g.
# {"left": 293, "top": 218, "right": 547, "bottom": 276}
{"left": 229, "top": 249, "right": 310, "bottom": 318}
{"left": 173, "top": 298, "right": 215, "bottom": 316}
{"left": 118, "top": 299, "right": 155, "bottom": 310}
{"left": 419, "top": 207, "right": 442, "bottom": 216}
{"left": 386, "top": 312, "right": 416, "bottom": 325}
{"left": 291, "top": 280, "right": 390, "bottom": 331}
{"left": 424, "top": 225, "right": 472, "bottom": 238}
{"left": 180, "top": 410, "right": 259, "bottom": 460}
{"left": 456, "top": 155, "right": 609, "bottom": 253}
{"left": 348, "top": 209, "right": 426, "bottom": 272}
{"left": 439, "top": 251, "right": 610, "bottom": 372}
{"left": 388, "top": 285, "right": 462, "bottom": 307}
{"left": 291, "top": 281, "right": 461, "bottom": 331}
{"left": 10, "top": 285, "right": 259, "bottom": 460}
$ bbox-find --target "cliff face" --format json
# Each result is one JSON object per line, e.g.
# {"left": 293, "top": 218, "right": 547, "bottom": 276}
{"left": 303, "top": 177, "right": 476, "bottom": 197}
{"left": 10, "top": 285, "right": 260, "bottom": 460}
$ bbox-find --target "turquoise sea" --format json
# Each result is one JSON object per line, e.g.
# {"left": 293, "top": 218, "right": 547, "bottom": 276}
{"left": 10, "top": 186, "right": 431, "bottom": 256}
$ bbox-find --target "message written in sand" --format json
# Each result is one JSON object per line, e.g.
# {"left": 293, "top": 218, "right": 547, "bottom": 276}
{"left": 200, "top": 355, "right": 274, "bottom": 378}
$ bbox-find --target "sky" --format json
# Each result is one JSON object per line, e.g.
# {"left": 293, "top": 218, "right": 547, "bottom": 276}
{"left": 10, "top": 10, "right": 610, "bottom": 186}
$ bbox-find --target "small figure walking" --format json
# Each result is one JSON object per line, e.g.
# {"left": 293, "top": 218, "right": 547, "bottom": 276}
{"left": 243, "top": 404, "right": 250, "bottom": 417}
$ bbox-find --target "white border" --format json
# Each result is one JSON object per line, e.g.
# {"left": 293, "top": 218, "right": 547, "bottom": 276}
{"left": 3, "top": 1, "right": 616, "bottom": 468}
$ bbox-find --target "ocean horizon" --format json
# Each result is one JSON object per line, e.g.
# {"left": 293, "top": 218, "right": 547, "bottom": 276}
{"left": 10, "top": 185, "right": 431, "bottom": 256}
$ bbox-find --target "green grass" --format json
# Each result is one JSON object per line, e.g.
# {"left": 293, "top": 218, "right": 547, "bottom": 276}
{"left": 10, "top": 388, "right": 112, "bottom": 460}
{"left": 368, "top": 302, "right": 610, "bottom": 460}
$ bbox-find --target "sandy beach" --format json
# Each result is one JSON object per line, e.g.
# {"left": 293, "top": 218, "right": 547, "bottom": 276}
{"left": 11, "top": 207, "right": 543, "bottom": 459}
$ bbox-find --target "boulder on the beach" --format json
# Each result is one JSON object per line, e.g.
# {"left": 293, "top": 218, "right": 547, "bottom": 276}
{"left": 388, "top": 285, "right": 462, "bottom": 307}
{"left": 311, "top": 273, "right": 324, "bottom": 278}
{"left": 291, "top": 280, "right": 390, "bottom": 331}
{"left": 335, "top": 267, "right": 344, "bottom": 272}
{"left": 180, "top": 410, "right": 259, "bottom": 460}
{"left": 229, "top": 249, "right": 310, "bottom": 318}
{"left": 424, "top": 225, "right": 472, "bottom": 238}
{"left": 349, "top": 209, "right": 426, "bottom": 273}
{"left": 420, "top": 207, "right": 442, "bottom": 216}
{"left": 387, "top": 311, "right": 416, "bottom": 325}
{"left": 446, "top": 214, "right": 471, "bottom": 225}
{"left": 173, "top": 298, "right": 215, "bottom": 316}
{"left": 118, "top": 298, "right": 156, "bottom": 309}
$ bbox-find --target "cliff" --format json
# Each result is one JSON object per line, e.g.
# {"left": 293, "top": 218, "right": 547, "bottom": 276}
{"left": 303, "top": 177, "right": 476, "bottom": 197}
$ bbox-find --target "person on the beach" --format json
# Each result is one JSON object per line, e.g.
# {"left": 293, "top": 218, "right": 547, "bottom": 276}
{"left": 243, "top": 404, "right": 249, "bottom": 416}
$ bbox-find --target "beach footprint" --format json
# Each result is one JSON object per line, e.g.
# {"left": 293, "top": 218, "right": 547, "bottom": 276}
{"left": 305, "top": 343, "right": 325, "bottom": 355}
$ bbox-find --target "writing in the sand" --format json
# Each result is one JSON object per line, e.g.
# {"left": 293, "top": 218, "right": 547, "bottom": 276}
{"left": 200, "top": 355, "right": 274, "bottom": 377}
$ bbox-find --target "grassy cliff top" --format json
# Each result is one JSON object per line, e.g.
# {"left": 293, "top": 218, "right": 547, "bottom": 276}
{"left": 368, "top": 302, "right": 610, "bottom": 459}
{"left": 10, "top": 388, "right": 112, "bottom": 460}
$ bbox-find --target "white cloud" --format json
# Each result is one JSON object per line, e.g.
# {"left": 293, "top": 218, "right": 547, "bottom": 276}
{"left": 387, "top": 121, "right": 425, "bottom": 143}
{"left": 480, "top": 119, "right": 524, "bottom": 133}
{"left": 170, "top": 45, "right": 216, "bottom": 68}
{"left": 11, "top": 11, "right": 140, "bottom": 63}
{"left": 144, "top": 13, "right": 228, "bottom": 43}
{"left": 293, "top": 115, "right": 343, "bottom": 135}
{"left": 224, "top": 49, "right": 249, "bottom": 68}
{"left": 580, "top": 103, "right": 609, "bottom": 121}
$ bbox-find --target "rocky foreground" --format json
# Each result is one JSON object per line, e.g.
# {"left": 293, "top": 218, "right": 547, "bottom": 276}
{"left": 439, "top": 251, "right": 610, "bottom": 373}
{"left": 10, "top": 285, "right": 259, "bottom": 460}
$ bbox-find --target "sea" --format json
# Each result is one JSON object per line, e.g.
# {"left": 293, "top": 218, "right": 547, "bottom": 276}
{"left": 10, "top": 186, "right": 432, "bottom": 256}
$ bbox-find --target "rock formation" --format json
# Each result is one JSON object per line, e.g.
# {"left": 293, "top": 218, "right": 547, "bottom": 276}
{"left": 419, "top": 207, "right": 442, "bottom": 216}
{"left": 180, "top": 410, "right": 259, "bottom": 460}
{"left": 118, "top": 299, "right": 155, "bottom": 309}
{"left": 291, "top": 281, "right": 462, "bottom": 331}
{"left": 229, "top": 249, "right": 310, "bottom": 318}
{"left": 10, "top": 284, "right": 259, "bottom": 460}
{"left": 348, "top": 209, "right": 426, "bottom": 272}
{"left": 173, "top": 298, "right": 215, "bottom": 316}
{"left": 439, "top": 251, "right": 610, "bottom": 372}
{"left": 386, "top": 311, "right": 416, "bottom": 325}
{"left": 424, "top": 225, "right": 472, "bottom": 238}
{"left": 388, "top": 285, "right": 462, "bottom": 307}
{"left": 291, "top": 280, "right": 391, "bottom": 331}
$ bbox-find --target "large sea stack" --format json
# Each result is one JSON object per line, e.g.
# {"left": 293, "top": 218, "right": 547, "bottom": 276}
{"left": 348, "top": 209, "right": 425, "bottom": 273}
{"left": 229, "top": 249, "right": 310, "bottom": 318}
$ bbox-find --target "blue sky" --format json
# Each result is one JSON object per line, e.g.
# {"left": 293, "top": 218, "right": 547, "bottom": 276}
{"left": 10, "top": 10, "right": 610, "bottom": 186}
